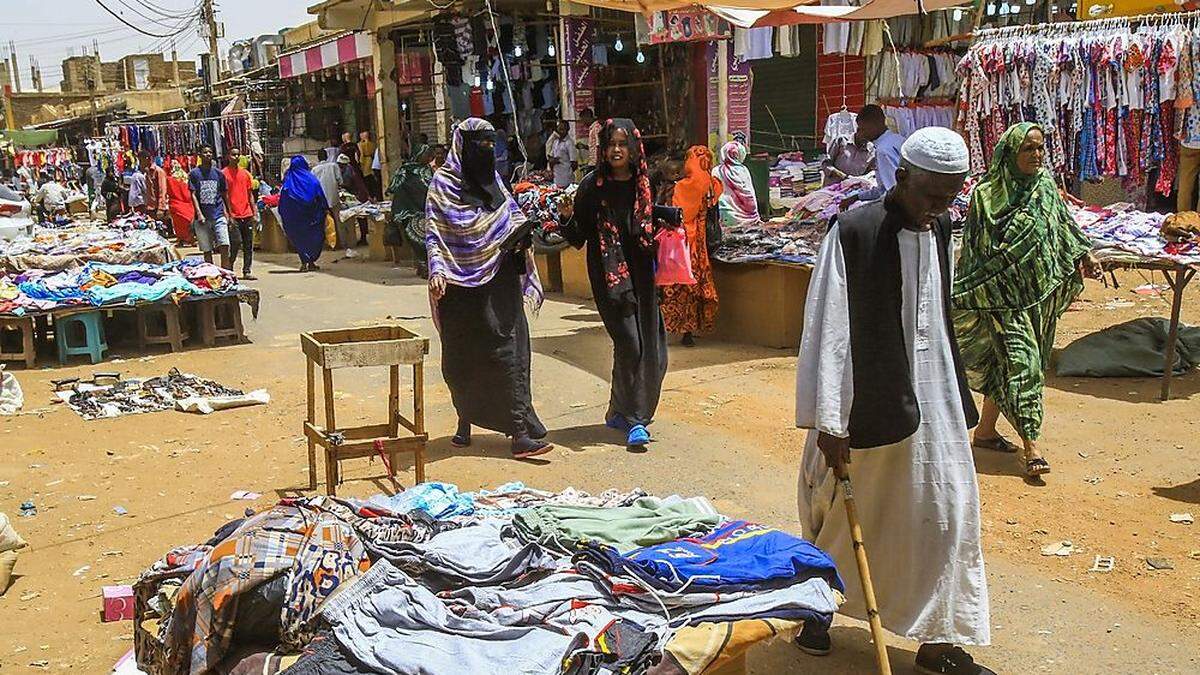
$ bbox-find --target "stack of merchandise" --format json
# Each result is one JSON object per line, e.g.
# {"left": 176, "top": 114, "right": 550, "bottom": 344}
{"left": 109, "top": 213, "right": 161, "bottom": 231}
{"left": 769, "top": 153, "right": 822, "bottom": 210}
{"left": 0, "top": 225, "right": 176, "bottom": 272}
{"left": 129, "top": 482, "right": 841, "bottom": 675}
{"left": 712, "top": 218, "right": 826, "bottom": 266}
{"left": 0, "top": 259, "right": 239, "bottom": 316}
{"left": 1071, "top": 203, "right": 1200, "bottom": 266}
{"left": 513, "top": 180, "right": 576, "bottom": 251}
{"left": 57, "top": 368, "right": 269, "bottom": 420}
{"left": 340, "top": 200, "right": 390, "bottom": 221}
{"left": 785, "top": 173, "right": 877, "bottom": 223}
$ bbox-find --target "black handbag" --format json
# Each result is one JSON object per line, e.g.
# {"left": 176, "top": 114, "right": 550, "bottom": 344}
{"left": 705, "top": 191, "right": 723, "bottom": 254}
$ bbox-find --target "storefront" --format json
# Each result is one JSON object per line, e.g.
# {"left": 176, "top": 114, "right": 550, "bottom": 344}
{"left": 276, "top": 31, "right": 378, "bottom": 162}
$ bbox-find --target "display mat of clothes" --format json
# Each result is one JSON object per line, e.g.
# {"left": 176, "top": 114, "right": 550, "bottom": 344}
{"left": 957, "top": 12, "right": 1200, "bottom": 194}
{"left": 129, "top": 482, "right": 844, "bottom": 675}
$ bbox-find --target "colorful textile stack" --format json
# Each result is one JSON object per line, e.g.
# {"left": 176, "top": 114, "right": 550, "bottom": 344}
{"left": 130, "top": 483, "right": 841, "bottom": 675}
{"left": 513, "top": 181, "right": 577, "bottom": 234}
{"left": 109, "top": 213, "right": 161, "bottom": 231}
{"left": 0, "top": 225, "right": 176, "bottom": 272}
{"left": 785, "top": 173, "right": 877, "bottom": 223}
{"left": 0, "top": 259, "right": 239, "bottom": 316}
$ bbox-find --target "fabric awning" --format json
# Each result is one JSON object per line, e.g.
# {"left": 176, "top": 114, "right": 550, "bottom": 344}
{"left": 569, "top": 0, "right": 966, "bottom": 24}
{"left": 278, "top": 32, "right": 372, "bottom": 79}
{"left": 0, "top": 129, "right": 60, "bottom": 147}
{"left": 709, "top": 0, "right": 967, "bottom": 26}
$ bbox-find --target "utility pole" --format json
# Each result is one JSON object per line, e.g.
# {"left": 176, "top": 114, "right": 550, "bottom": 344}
{"left": 202, "top": 0, "right": 221, "bottom": 83}
{"left": 89, "top": 42, "right": 101, "bottom": 136}
{"left": 9, "top": 41, "right": 20, "bottom": 93}
{"left": 171, "top": 40, "right": 181, "bottom": 87}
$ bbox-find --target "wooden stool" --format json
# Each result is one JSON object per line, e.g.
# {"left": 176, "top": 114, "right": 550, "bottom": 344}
{"left": 135, "top": 304, "right": 189, "bottom": 352}
{"left": 195, "top": 297, "right": 245, "bottom": 346}
{"left": 0, "top": 316, "right": 36, "bottom": 368}
{"left": 300, "top": 325, "right": 429, "bottom": 496}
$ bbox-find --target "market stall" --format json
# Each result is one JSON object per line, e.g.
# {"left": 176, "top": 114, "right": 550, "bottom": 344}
{"left": 0, "top": 224, "right": 178, "bottom": 273}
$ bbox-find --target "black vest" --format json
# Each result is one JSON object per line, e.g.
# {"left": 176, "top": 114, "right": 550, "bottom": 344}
{"left": 835, "top": 198, "right": 979, "bottom": 449}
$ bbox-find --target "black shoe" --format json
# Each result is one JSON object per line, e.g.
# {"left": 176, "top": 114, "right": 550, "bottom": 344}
{"left": 511, "top": 437, "right": 553, "bottom": 459}
{"left": 451, "top": 420, "right": 471, "bottom": 448}
{"left": 794, "top": 622, "right": 831, "bottom": 656}
{"left": 681, "top": 332, "right": 695, "bottom": 347}
{"left": 915, "top": 646, "right": 995, "bottom": 675}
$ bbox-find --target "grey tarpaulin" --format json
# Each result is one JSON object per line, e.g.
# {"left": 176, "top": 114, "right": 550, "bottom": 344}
{"left": 1056, "top": 318, "right": 1200, "bottom": 378}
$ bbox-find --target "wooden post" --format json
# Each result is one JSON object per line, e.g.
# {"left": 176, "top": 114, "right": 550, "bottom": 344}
{"left": 306, "top": 359, "right": 317, "bottom": 490}
{"left": 323, "top": 368, "right": 337, "bottom": 494}
{"left": 1160, "top": 268, "right": 1196, "bottom": 401}
{"left": 388, "top": 365, "right": 400, "bottom": 479}
{"left": 414, "top": 362, "right": 425, "bottom": 483}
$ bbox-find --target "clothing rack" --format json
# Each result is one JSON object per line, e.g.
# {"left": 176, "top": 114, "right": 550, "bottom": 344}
{"left": 973, "top": 8, "right": 1200, "bottom": 41}
{"left": 115, "top": 111, "right": 249, "bottom": 128}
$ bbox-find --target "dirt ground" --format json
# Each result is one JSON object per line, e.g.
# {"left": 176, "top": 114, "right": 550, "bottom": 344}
{"left": 0, "top": 249, "right": 1198, "bottom": 674}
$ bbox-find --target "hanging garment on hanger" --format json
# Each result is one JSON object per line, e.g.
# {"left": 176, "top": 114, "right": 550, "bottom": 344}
{"left": 823, "top": 1, "right": 852, "bottom": 55}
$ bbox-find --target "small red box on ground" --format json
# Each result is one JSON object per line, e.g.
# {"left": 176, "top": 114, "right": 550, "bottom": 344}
{"left": 102, "top": 585, "right": 135, "bottom": 622}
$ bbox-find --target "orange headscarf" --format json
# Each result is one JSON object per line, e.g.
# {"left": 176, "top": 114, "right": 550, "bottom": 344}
{"left": 672, "top": 145, "right": 722, "bottom": 224}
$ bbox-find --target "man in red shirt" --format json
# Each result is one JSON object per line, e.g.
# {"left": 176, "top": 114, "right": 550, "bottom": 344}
{"left": 222, "top": 146, "right": 260, "bottom": 280}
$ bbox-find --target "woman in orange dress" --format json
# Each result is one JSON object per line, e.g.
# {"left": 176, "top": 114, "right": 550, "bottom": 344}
{"left": 661, "top": 145, "right": 722, "bottom": 346}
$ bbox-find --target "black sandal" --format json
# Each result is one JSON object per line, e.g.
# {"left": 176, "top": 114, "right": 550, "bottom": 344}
{"left": 1021, "top": 454, "right": 1051, "bottom": 477}
{"left": 915, "top": 646, "right": 996, "bottom": 675}
{"left": 972, "top": 435, "right": 1019, "bottom": 453}
{"left": 511, "top": 438, "right": 553, "bottom": 459}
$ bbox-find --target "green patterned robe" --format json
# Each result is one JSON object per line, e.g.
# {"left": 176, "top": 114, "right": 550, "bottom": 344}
{"left": 952, "top": 123, "right": 1092, "bottom": 441}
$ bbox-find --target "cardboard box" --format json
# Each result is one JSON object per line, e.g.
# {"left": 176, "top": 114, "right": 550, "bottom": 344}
{"left": 257, "top": 209, "right": 292, "bottom": 254}
{"left": 102, "top": 585, "right": 135, "bottom": 622}
{"left": 534, "top": 251, "right": 563, "bottom": 293}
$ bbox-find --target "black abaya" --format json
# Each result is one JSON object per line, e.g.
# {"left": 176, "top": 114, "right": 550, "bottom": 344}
{"left": 438, "top": 253, "right": 547, "bottom": 438}
{"left": 562, "top": 174, "right": 668, "bottom": 427}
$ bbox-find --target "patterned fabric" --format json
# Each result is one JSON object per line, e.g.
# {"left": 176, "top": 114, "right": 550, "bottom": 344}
{"left": 713, "top": 141, "right": 759, "bottom": 227}
{"left": 952, "top": 123, "right": 1091, "bottom": 312}
{"left": 156, "top": 497, "right": 432, "bottom": 674}
{"left": 591, "top": 118, "right": 655, "bottom": 306}
{"left": 662, "top": 146, "right": 720, "bottom": 335}
{"left": 426, "top": 118, "right": 542, "bottom": 310}
{"left": 953, "top": 276, "right": 1081, "bottom": 440}
{"left": 953, "top": 122, "right": 1089, "bottom": 441}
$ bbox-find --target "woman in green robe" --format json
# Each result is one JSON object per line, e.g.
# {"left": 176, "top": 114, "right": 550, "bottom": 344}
{"left": 386, "top": 144, "right": 435, "bottom": 276}
{"left": 953, "top": 122, "right": 1096, "bottom": 479}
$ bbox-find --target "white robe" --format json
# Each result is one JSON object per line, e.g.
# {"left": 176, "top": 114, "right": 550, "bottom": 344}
{"left": 795, "top": 222, "right": 990, "bottom": 646}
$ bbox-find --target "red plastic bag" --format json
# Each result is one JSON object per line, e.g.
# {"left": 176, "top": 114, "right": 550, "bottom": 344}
{"left": 655, "top": 227, "right": 696, "bottom": 286}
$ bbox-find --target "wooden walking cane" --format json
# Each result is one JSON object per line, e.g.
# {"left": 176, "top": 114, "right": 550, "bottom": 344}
{"left": 840, "top": 474, "right": 893, "bottom": 675}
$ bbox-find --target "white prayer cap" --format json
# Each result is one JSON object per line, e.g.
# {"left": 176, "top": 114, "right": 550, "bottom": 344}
{"left": 900, "top": 127, "right": 969, "bottom": 175}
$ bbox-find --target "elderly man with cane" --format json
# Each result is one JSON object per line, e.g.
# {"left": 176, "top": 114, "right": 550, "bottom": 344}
{"left": 794, "top": 127, "right": 994, "bottom": 675}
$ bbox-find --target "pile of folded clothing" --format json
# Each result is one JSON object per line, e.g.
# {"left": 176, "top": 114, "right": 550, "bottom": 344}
{"left": 0, "top": 225, "right": 176, "bottom": 272}
{"left": 0, "top": 259, "right": 240, "bottom": 316}
{"left": 128, "top": 482, "right": 842, "bottom": 675}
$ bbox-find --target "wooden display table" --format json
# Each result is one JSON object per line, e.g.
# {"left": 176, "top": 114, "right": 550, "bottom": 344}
{"left": 711, "top": 261, "right": 812, "bottom": 349}
{"left": 300, "top": 324, "right": 430, "bottom": 495}
{"left": 258, "top": 209, "right": 292, "bottom": 254}
{"left": 534, "top": 251, "right": 563, "bottom": 293}
{"left": 559, "top": 245, "right": 592, "bottom": 299}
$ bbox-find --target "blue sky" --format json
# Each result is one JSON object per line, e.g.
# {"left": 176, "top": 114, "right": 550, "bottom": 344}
{"left": 4, "top": 0, "right": 316, "bottom": 90}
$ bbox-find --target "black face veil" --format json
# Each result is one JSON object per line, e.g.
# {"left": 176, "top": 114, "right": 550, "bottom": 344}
{"left": 460, "top": 129, "right": 504, "bottom": 210}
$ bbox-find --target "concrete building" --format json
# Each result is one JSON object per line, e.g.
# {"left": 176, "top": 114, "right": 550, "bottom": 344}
{"left": 60, "top": 53, "right": 197, "bottom": 93}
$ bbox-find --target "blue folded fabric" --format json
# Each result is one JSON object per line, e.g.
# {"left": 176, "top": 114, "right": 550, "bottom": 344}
{"left": 574, "top": 519, "right": 843, "bottom": 593}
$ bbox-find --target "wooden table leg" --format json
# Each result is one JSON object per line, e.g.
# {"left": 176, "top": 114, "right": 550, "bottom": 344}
{"left": 1160, "top": 268, "right": 1195, "bottom": 401}
{"left": 306, "top": 360, "right": 316, "bottom": 489}
{"left": 323, "top": 368, "right": 337, "bottom": 492}
{"left": 388, "top": 365, "right": 400, "bottom": 479}
{"left": 414, "top": 363, "right": 425, "bottom": 484}
{"left": 22, "top": 319, "right": 35, "bottom": 369}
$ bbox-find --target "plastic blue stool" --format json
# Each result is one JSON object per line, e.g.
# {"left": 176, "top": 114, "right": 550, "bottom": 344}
{"left": 55, "top": 311, "right": 108, "bottom": 365}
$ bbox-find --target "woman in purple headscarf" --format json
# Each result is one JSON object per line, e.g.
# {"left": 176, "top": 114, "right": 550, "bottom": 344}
{"left": 426, "top": 118, "right": 551, "bottom": 459}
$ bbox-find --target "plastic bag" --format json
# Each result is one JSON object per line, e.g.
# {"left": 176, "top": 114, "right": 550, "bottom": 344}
{"left": 655, "top": 227, "right": 696, "bottom": 286}
{"left": 324, "top": 214, "right": 337, "bottom": 250}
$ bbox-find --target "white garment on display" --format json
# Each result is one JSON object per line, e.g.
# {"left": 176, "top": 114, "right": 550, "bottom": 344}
{"left": 823, "top": 0, "right": 852, "bottom": 54}
{"left": 795, "top": 223, "right": 991, "bottom": 646}
{"left": 823, "top": 110, "right": 858, "bottom": 152}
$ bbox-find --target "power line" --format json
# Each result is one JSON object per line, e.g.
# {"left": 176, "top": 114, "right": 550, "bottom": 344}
{"left": 91, "top": 0, "right": 198, "bottom": 38}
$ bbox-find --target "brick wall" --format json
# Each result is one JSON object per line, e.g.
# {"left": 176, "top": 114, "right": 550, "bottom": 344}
{"left": 815, "top": 31, "right": 865, "bottom": 145}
